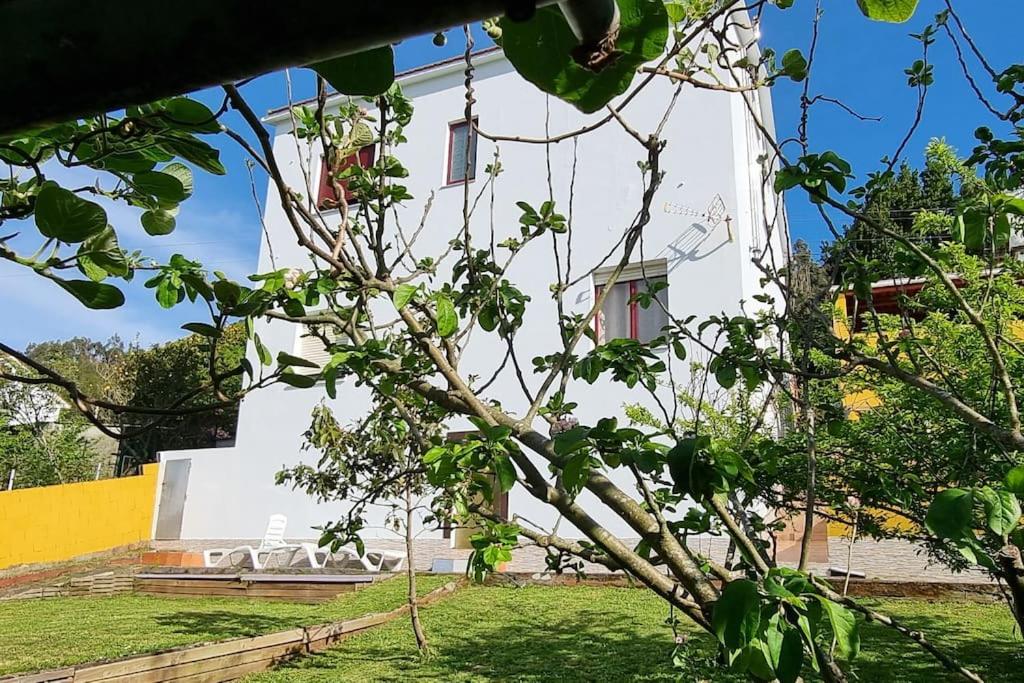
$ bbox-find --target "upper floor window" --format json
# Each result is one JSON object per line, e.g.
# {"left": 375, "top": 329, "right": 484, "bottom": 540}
{"left": 594, "top": 261, "right": 669, "bottom": 344}
{"left": 447, "top": 119, "right": 477, "bottom": 185}
{"left": 294, "top": 323, "right": 343, "bottom": 372}
{"left": 317, "top": 145, "right": 375, "bottom": 209}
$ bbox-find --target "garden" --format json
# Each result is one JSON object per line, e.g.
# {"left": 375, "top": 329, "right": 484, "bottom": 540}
{"left": 3, "top": 1, "right": 1024, "bottom": 682}
{"left": 1, "top": 579, "right": 1021, "bottom": 682}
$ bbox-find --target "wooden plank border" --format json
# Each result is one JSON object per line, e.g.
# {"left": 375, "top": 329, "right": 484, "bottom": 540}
{"left": 0, "top": 580, "right": 461, "bottom": 683}
{"left": 133, "top": 573, "right": 377, "bottom": 603}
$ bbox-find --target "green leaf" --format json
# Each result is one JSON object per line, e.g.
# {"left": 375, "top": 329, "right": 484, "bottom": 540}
{"left": 155, "top": 279, "right": 182, "bottom": 308}
{"left": 55, "top": 278, "right": 125, "bottom": 309}
{"left": 780, "top": 49, "right": 808, "bottom": 81}
{"left": 776, "top": 628, "right": 803, "bottom": 683}
{"left": 813, "top": 597, "right": 860, "bottom": 659}
{"left": 323, "top": 365, "right": 338, "bottom": 399}
{"left": 1005, "top": 466, "right": 1024, "bottom": 495}
{"left": 160, "top": 136, "right": 227, "bottom": 175}
{"left": 181, "top": 322, "right": 221, "bottom": 338}
{"left": 393, "top": 283, "right": 417, "bottom": 309}
{"left": 310, "top": 46, "right": 396, "bottom": 96}
{"left": 350, "top": 122, "right": 375, "bottom": 149}
{"left": 132, "top": 170, "right": 187, "bottom": 203}
{"left": 279, "top": 372, "right": 318, "bottom": 389}
{"left": 561, "top": 451, "right": 591, "bottom": 494}
{"left": 35, "top": 185, "right": 107, "bottom": 243}
{"left": 500, "top": 0, "right": 669, "bottom": 114}
{"left": 435, "top": 294, "right": 458, "bottom": 337}
{"left": 925, "top": 488, "right": 974, "bottom": 540}
{"left": 712, "top": 579, "right": 761, "bottom": 649}
{"left": 141, "top": 209, "right": 177, "bottom": 236}
{"left": 162, "top": 98, "right": 221, "bottom": 133}
{"left": 278, "top": 351, "right": 320, "bottom": 369}
{"left": 664, "top": 1, "right": 686, "bottom": 22}
{"left": 979, "top": 487, "right": 1020, "bottom": 537}
{"left": 715, "top": 363, "right": 737, "bottom": 389}
{"left": 493, "top": 455, "right": 517, "bottom": 493}
{"left": 254, "top": 333, "right": 272, "bottom": 366}
{"left": 162, "top": 162, "right": 194, "bottom": 198}
{"left": 77, "top": 226, "right": 128, "bottom": 281}
{"left": 856, "top": 0, "right": 919, "bottom": 23}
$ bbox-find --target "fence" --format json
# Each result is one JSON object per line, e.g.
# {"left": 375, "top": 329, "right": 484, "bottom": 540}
{"left": 0, "top": 464, "right": 158, "bottom": 570}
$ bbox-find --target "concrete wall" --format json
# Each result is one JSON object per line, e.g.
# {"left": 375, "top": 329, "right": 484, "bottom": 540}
{"left": 0, "top": 464, "right": 158, "bottom": 569}
{"left": 165, "top": 31, "right": 787, "bottom": 541}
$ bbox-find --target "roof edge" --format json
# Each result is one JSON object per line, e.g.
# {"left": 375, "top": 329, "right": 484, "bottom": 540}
{"left": 264, "top": 46, "right": 504, "bottom": 124}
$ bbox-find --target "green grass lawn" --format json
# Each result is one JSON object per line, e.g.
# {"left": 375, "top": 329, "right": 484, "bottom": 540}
{"left": 0, "top": 574, "right": 450, "bottom": 676}
{"left": 1, "top": 579, "right": 1021, "bottom": 681}
{"left": 248, "top": 585, "right": 1024, "bottom": 683}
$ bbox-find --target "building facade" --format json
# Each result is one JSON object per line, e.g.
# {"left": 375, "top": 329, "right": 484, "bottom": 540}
{"left": 154, "top": 37, "right": 788, "bottom": 549}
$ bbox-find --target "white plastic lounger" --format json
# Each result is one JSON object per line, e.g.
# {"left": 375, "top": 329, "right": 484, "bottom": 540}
{"left": 302, "top": 543, "right": 407, "bottom": 571}
{"left": 203, "top": 514, "right": 318, "bottom": 569}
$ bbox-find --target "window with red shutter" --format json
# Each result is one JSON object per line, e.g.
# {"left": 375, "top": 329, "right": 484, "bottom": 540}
{"left": 593, "top": 261, "right": 669, "bottom": 344}
{"left": 317, "top": 145, "right": 375, "bottom": 209}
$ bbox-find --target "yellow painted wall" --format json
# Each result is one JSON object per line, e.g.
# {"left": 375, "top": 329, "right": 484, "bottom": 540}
{"left": 827, "top": 512, "right": 917, "bottom": 538}
{"left": 0, "top": 464, "right": 158, "bottom": 569}
{"left": 833, "top": 295, "right": 883, "bottom": 415}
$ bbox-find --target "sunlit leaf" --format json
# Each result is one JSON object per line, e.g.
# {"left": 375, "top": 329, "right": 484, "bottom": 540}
{"left": 500, "top": 0, "right": 668, "bottom": 114}
{"left": 856, "top": 0, "right": 919, "bottom": 23}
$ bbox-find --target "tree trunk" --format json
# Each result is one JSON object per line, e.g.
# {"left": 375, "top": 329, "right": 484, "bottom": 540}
{"left": 798, "top": 378, "right": 817, "bottom": 573}
{"left": 404, "top": 484, "right": 429, "bottom": 653}
{"left": 997, "top": 544, "right": 1024, "bottom": 634}
{"left": 814, "top": 643, "right": 850, "bottom": 683}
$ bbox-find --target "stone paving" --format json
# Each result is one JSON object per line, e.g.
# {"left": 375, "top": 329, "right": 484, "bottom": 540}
{"left": 154, "top": 535, "right": 991, "bottom": 582}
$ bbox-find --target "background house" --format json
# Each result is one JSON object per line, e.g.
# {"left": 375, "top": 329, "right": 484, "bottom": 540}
{"left": 153, "top": 36, "right": 788, "bottom": 551}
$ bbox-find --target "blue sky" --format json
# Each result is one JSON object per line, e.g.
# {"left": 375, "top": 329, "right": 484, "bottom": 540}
{"left": 1, "top": 2, "right": 1016, "bottom": 350}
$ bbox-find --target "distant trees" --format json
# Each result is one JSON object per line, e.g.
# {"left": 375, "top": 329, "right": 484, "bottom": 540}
{"left": 0, "top": 376, "right": 100, "bottom": 488}
{"left": 821, "top": 140, "right": 986, "bottom": 280}
{"left": 0, "top": 325, "right": 247, "bottom": 483}
{"left": 117, "top": 323, "right": 246, "bottom": 472}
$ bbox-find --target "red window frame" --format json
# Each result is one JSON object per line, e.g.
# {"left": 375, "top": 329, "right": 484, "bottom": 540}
{"left": 594, "top": 280, "right": 642, "bottom": 342}
{"left": 317, "top": 145, "right": 375, "bottom": 209}
{"left": 446, "top": 119, "right": 478, "bottom": 186}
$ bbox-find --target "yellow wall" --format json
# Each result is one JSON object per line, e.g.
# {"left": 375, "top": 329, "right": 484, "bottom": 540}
{"left": 827, "top": 512, "right": 917, "bottom": 538}
{"left": 0, "top": 464, "right": 158, "bottom": 569}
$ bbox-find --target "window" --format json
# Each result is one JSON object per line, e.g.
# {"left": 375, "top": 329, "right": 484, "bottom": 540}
{"left": 317, "top": 145, "right": 375, "bottom": 209}
{"left": 294, "top": 324, "right": 342, "bottom": 372}
{"left": 446, "top": 120, "right": 477, "bottom": 185}
{"left": 594, "top": 262, "right": 669, "bottom": 344}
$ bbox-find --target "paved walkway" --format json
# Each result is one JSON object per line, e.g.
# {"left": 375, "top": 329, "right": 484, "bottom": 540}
{"left": 154, "top": 536, "right": 990, "bottom": 583}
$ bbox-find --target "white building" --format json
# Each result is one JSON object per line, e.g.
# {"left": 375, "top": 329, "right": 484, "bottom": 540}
{"left": 154, "top": 37, "right": 787, "bottom": 553}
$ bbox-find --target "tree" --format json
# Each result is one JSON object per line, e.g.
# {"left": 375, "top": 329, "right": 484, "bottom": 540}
{"left": 0, "top": 375, "right": 102, "bottom": 487}
{"left": 279, "top": 396, "right": 443, "bottom": 653}
{"left": 117, "top": 323, "right": 247, "bottom": 471}
{"left": 769, "top": 246, "right": 1024, "bottom": 633}
{"left": 0, "top": 1, "right": 1014, "bottom": 681}
{"left": 25, "top": 336, "right": 132, "bottom": 400}
{"left": 821, "top": 142, "right": 961, "bottom": 280}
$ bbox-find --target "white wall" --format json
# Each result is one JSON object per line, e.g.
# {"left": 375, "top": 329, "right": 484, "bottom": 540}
{"left": 166, "top": 36, "right": 786, "bottom": 541}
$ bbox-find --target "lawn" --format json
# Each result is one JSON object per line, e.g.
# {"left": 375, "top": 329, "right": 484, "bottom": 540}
{"left": 248, "top": 584, "right": 1024, "bottom": 682}
{"left": 0, "top": 574, "right": 450, "bottom": 676}
{"left": 1, "top": 579, "right": 1021, "bottom": 681}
